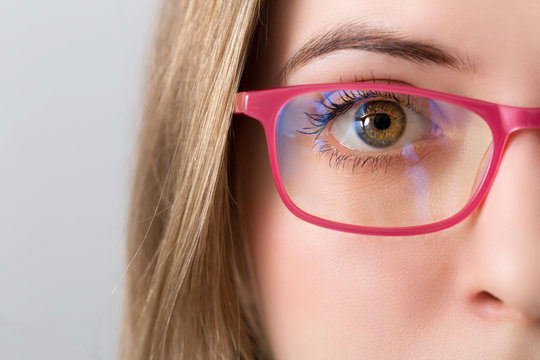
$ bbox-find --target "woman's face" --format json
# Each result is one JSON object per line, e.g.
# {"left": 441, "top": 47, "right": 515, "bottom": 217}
{"left": 235, "top": 0, "right": 540, "bottom": 358}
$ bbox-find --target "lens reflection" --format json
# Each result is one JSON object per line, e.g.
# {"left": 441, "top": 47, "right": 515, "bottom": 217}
{"left": 276, "top": 89, "right": 493, "bottom": 228}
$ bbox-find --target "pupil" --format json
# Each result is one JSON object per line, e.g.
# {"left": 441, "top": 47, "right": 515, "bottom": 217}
{"left": 373, "top": 114, "right": 391, "bottom": 130}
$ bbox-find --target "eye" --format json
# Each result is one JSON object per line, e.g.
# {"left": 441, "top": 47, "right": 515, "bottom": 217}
{"left": 330, "top": 98, "right": 434, "bottom": 152}
{"left": 353, "top": 100, "right": 405, "bottom": 148}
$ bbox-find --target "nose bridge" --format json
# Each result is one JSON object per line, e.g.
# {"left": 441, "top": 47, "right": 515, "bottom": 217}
{"left": 499, "top": 105, "right": 540, "bottom": 134}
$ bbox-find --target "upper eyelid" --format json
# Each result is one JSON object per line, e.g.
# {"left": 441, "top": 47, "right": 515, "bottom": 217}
{"left": 322, "top": 90, "right": 410, "bottom": 110}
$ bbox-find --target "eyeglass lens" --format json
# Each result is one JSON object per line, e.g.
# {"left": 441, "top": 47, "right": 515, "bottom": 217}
{"left": 276, "top": 89, "right": 493, "bottom": 228}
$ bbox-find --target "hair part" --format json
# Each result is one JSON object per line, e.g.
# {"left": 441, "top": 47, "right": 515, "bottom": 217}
{"left": 121, "top": 0, "right": 269, "bottom": 358}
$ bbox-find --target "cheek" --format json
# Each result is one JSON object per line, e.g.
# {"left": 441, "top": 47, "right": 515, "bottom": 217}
{"left": 243, "top": 162, "right": 459, "bottom": 358}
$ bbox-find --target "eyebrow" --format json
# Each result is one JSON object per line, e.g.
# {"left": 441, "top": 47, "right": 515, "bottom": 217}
{"left": 281, "top": 22, "right": 475, "bottom": 82}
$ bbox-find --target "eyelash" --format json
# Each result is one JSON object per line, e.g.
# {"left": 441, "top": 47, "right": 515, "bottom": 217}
{"left": 297, "top": 89, "right": 419, "bottom": 139}
{"left": 314, "top": 139, "right": 403, "bottom": 173}
{"left": 296, "top": 87, "right": 423, "bottom": 173}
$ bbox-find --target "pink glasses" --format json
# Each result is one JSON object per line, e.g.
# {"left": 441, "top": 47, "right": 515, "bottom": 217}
{"left": 234, "top": 83, "right": 540, "bottom": 236}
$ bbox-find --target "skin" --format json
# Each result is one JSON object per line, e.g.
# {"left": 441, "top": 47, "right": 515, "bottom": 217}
{"left": 235, "top": 0, "right": 540, "bottom": 358}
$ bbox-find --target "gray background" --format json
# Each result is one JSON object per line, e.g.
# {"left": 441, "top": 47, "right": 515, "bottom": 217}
{"left": 0, "top": 0, "right": 158, "bottom": 358}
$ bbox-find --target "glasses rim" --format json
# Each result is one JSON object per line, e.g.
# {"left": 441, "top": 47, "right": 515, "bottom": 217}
{"left": 234, "top": 82, "right": 540, "bottom": 236}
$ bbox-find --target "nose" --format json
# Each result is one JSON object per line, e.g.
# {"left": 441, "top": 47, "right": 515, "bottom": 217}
{"left": 456, "top": 130, "right": 540, "bottom": 324}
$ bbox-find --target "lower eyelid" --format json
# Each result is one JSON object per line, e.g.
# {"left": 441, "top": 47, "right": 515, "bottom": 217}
{"left": 314, "top": 136, "right": 442, "bottom": 173}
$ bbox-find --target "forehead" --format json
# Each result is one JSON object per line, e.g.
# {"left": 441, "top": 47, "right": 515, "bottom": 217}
{"left": 262, "top": 0, "right": 540, "bottom": 102}
{"left": 270, "top": 0, "right": 540, "bottom": 56}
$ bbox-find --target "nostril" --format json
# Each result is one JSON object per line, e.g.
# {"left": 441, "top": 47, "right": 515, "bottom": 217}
{"left": 470, "top": 291, "right": 514, "bottom": 321}
{"left": 475, "top": 291, "right": 501, "bottom": 303}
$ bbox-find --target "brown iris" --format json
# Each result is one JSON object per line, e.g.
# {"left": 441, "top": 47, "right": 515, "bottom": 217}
{"left": 354, "top": 100, "right": 406, "bottom": 148}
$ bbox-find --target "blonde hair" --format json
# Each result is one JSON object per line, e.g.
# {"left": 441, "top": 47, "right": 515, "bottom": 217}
{"left": 121, "top": 0, "right": 269, "bottom": 358}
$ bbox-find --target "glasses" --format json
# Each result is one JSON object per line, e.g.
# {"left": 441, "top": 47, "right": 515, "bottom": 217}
{"left": 234, "top": 83, "right": 540, "bottom": 236}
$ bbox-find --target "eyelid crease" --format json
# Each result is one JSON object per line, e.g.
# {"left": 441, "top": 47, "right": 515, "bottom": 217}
{"left": 321, "top": 89, "right": 425, "bottom": 119}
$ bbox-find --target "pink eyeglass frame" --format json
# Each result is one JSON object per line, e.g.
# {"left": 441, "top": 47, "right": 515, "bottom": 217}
{"left": 233, "top": 82, "right": 540, "bottom": 236}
